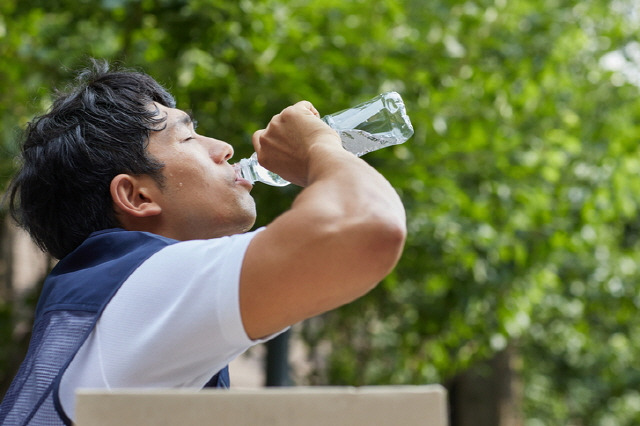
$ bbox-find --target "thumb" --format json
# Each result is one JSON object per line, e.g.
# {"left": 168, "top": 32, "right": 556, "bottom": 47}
{"left": 252, "top": 129, "right": 265, "bottom": 152}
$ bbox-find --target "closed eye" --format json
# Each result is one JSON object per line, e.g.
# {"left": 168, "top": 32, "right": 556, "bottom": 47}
{"left": 176, "top": 112, "right": 198, "bottom": 142}
{"left": 185, "top": 115, "right": 198, "bottom": 141}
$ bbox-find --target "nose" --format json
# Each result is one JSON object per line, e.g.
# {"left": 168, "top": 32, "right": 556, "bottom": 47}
{"left": 209, "top": 139, "right": 234, "bottom": 163}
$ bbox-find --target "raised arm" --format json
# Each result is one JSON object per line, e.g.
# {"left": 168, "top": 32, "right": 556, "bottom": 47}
{"left": 239, "top": 101, "right": 407, "bottom": 339}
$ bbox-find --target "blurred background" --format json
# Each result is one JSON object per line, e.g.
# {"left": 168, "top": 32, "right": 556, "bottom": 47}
{"left": 1, "top": 0, "right": 640, "bottom": 424}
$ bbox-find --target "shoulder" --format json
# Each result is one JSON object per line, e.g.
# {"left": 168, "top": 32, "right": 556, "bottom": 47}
{"left": 150, "top": 227, "right": 265, "bottom": 260}
{"left": 124, "top": 227, "right": 266, "bottom": 289}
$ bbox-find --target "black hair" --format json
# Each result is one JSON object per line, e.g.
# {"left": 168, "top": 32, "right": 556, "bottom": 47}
{"left": 6, "top": 59, "right": 176, "bottom": 259}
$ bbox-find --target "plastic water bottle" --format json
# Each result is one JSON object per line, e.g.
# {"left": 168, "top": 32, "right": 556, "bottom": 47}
{"left": 236, "top": 91, "right": 413, "bottom": 187}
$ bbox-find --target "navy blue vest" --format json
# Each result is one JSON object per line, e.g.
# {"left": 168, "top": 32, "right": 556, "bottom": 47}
{"left": 0, "top": 229, "right": 229, "bottom": 425}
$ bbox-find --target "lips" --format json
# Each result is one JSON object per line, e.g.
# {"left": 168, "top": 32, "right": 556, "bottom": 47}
{"left": 232, "top": 163, "right": 244, "bottom": 180}
{"left": 233, "top": 164, "right": 253, "bottom": 189}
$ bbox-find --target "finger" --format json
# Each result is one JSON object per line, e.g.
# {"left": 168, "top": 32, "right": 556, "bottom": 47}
{"left": 252, "top": 129, "right": 265, "bottom": 151}
{"left": 294, "top": 100, "right": 320, "bottom": 118}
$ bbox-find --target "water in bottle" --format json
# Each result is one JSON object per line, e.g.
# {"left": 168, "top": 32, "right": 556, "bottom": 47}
{"left": 236, "top": 91, "right": 413, "bottom": 187}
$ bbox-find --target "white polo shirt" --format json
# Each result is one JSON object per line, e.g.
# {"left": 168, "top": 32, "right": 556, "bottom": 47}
{"left": 59, "top": 229, "right": 274, "bottom": 421}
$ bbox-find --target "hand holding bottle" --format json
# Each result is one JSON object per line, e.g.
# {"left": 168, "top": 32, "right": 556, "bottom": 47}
{"left": 238, "top": 92, "right": 414, "bottom": 187}
{"left": 251, "top": 101, "right": 342, "bottom": 187}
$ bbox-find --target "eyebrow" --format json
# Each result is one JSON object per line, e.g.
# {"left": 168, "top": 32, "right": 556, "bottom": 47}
{"left": 177, "top": 111, "right": 198, "bottom": 129}
{"left": 173, "top": 111, "right": 198, "bottom": 130}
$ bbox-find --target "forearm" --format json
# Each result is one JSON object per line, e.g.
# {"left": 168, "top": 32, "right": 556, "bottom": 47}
{"left": 295, "top": 142, "right": 406, "bottom": 238}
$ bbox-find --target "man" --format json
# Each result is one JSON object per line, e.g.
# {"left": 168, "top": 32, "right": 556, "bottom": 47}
{"left": 0, "top": 60, "right": 406, "bottom": 425}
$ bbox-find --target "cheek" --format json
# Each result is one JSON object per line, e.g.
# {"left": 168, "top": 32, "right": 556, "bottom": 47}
{"left": 166, "top": 163, "right": 210, "bottom": 190}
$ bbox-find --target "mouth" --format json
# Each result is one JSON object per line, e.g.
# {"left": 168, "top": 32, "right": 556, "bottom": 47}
{"left": 233, "top": 164, "right": 253, "bottom": 189}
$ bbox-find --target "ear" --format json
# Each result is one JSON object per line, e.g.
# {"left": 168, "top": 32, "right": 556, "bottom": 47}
{"left": 110, "top": 174, "right": 162, "bottom": 218}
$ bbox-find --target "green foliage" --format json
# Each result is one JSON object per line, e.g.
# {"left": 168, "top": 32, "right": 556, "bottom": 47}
{"left": 1, "top": 0, "right": 640, "bottom": 423}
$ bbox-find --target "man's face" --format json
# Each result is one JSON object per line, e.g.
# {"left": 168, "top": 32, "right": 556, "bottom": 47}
{"left": 145, "top": 103, "right": 256, "bottom": 240}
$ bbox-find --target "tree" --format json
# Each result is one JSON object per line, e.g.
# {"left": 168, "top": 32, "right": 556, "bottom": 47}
{"left": 1, "top": 0, "right": 639, "bottom": 423}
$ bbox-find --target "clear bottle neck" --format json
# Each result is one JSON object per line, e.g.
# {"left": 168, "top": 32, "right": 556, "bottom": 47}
{"left": 237, "top": 153, "right": 290, "bottom": 186}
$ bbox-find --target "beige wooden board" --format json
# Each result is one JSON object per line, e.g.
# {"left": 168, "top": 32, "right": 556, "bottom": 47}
{"left": 75, "top": 385, "right": 448, "bottom": 426}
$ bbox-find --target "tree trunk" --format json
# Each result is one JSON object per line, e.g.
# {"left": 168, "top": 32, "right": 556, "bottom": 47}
{"left": 448, "top": 344, "right": 523, "bottom": 426}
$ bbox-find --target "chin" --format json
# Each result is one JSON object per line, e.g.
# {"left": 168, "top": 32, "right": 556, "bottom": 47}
{"left": 225, "top": 213, "right": 257, "bottom": 237}
{"left": 240, "top": 216, "right": 257, "bottom": 233}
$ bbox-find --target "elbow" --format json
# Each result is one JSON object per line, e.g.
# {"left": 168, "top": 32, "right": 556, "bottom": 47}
{"left": 375, "top": 218, "right": 407, "bottom": 273}
{"left": 357, "top": 216, "right": 407, "bottom": 287}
